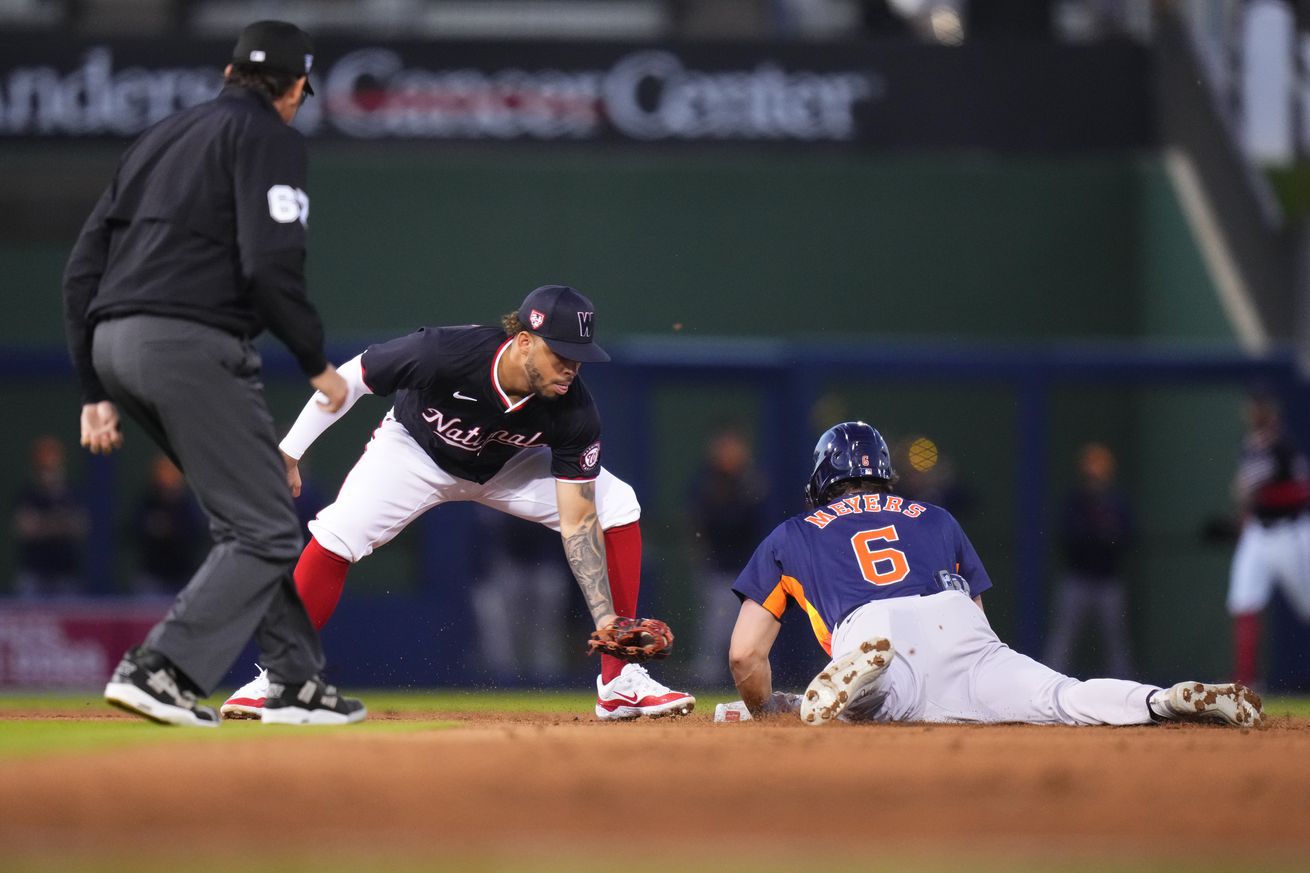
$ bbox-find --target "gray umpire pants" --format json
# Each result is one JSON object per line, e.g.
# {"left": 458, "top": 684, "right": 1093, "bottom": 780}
{"left": 92, "top": 315, "right": 324, "bottom": 694}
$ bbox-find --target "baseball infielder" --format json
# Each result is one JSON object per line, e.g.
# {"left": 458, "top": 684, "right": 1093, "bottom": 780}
{"left": 222, "top": 285, "right": 693, "bottom": 719}
{"left": 1227, "top": 392, "right": 1310, "bottom": 687}
{"left": 727, "top": 421, "right": 1263, "bottom": 728}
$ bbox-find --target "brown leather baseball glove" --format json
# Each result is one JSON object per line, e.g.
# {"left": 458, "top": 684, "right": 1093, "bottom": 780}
{"left": 586, "top": 617, "right": 674, "bottom": 662}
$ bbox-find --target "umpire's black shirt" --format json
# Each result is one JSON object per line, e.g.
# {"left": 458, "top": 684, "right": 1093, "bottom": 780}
{"left": 62, "top": 84, "right": 328, "bottom": 403}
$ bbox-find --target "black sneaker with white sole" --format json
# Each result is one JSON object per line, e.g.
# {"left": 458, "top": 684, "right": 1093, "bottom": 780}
{"left": 262, "top": 675, "right": 367, "bottom": 725}
{"left": 103, "top": 646, "right": 220, "bottom": 728}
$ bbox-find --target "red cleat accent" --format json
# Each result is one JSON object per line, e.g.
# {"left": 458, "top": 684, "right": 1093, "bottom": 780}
{"left": 595, "top": 663, "right": 695, "bottom": 720}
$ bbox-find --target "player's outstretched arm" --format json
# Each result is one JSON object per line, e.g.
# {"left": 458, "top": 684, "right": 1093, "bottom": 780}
{"left": 556, "top": 480, "right": 616, "bottom": 627}
{"left": 729, "top": 599, "right": 782, "bottom": 715}
{"left": 280, "top": 354, "right": 372, "bottom": 462}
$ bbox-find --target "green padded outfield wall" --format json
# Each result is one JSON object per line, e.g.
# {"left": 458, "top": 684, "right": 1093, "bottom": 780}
{"left": 0, "top": 148, "right": 1241, "bottom": 683}
{"left": 299, "top": 148, "right": 1145, "bottom": 344}
{"left": 1, "top": 149, "right": 1158, "bottom": 347}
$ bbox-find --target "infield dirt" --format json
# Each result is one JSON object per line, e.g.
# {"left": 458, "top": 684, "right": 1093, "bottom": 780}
{"left": 1, "top": 704, "right": 1308, "bottom": 867}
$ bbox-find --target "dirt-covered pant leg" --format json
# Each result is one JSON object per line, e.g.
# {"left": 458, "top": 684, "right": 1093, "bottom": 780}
{"left": 834, "top": 591, "right": 1158, "bottom": 725}
{"left": 971, "top": 648, "right": 1158, "bottom": 725}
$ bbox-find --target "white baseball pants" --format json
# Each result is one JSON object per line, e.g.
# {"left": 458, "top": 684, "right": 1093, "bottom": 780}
{"left": 309, "top": 413, "right": 641, "bottom": 562}
{"left": 831, "top": 591, "right": 1158, "bottom": 725}
{"left": 1227, "top": 516, "right": 1310, "bottom": 619}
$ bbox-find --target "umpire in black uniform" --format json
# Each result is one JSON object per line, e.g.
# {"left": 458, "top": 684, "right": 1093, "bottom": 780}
{"left": 62, "top": 21, "right": 365, "bottom": 726}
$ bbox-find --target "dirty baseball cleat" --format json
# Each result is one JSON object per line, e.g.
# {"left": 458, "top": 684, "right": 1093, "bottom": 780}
{"left": 595, "top": 663, "right": 695, "bottom": 720}
{"left": 261, "top": 675, "right": 367, "bottom": 725}
{"left": 1155, "top": 681, "right": 1265, "bottom": 728}
{"left": 220, "top": 664, "right": 268, "bottom": 719}
{"left": 800, "top": 637, "right": 894, "bottom": 726}
{"left": 104, "top": 646, "right": 220, "bottom": 728}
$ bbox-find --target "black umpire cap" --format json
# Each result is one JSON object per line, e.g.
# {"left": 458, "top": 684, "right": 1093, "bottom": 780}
{"left": 231, "top": 20, "right": 315, "bottom": 95}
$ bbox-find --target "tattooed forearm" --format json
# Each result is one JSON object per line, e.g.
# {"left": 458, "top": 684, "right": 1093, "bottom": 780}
{"left": 563, "top": 510, "right": 614, "bottom": 624}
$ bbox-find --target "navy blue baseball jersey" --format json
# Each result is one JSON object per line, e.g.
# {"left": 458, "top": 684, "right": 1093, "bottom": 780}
{"left": 361, "top": 325, "right": 602, "bottom": 484}
{"left": 1237, "top": 432, "right": 1310, "bottom": 523}
{"left": 733, "top": 492, "right": 992, "bottom": 654}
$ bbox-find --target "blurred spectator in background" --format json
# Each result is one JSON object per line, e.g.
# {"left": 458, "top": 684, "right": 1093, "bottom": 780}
{"left": 687, "top": 423, "right": 771, "bottom": 685}
{"left": 893, "top": 434, "right": 973, "bottom": 517}
{"left": 1227, "top": 391, "right": 1310, "bottom": 689}
{"left": 128, "top": 455, "right": 205, "bottom": 595}
{"left": 469, "top": 506, "right": 572, "bottom": 684}
{"left": 12, "top": 435, "right": 88, "bottom": 597}
{"left": 1042, "top": 442, "right": 1136, "bottom": 678}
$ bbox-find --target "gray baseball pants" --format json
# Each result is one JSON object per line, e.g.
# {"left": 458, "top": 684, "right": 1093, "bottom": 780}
{"left": 92, "top": 314, "right": 324, "bottom": 694}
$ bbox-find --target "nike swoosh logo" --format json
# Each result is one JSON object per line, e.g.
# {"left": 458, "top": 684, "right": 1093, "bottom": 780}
{"left": 607, "top": 690, "right": 640, "bottom": 704}
{"left": 453, "top": 391, "right": 478, "bottom": 402}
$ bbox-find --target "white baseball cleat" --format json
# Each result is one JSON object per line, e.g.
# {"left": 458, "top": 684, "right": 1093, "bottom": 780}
{"left": 1158, "top": 681, "right": 1265, "bottom": 728}
{"left": 220, "top": 665, "right": 268, "bottom": 720}
{"left": 800, "top": 637, "right": 894, "bottom": 726}
{"left": 595, "top": 663, "right": 695, "bottom": 720}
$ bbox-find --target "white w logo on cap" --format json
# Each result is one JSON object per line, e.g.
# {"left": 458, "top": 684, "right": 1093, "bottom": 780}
{"left": 577, "top": 311, "right": 595, "bottom": 338}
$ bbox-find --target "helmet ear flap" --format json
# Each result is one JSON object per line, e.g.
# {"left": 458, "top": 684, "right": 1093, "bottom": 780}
{"left": 805, "top": 425, "right": 841, "bottom": 510}
{"left": 802, "top": 477, "right": 819, "bottom": 510}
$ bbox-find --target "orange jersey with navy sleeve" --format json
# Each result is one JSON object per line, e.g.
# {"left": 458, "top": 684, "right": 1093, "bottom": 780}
{"left": 731, "top": 492, "right": 992, "bottom": 655}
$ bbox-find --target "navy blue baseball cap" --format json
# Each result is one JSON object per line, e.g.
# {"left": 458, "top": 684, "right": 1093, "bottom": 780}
{"left": 232, "top": 20, "right": 315, "bottom": 95}
{"left": 519, "top": 285, "right": 610, "bottom": 363}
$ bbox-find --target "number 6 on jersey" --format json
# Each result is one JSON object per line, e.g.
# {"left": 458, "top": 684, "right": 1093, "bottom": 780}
{"left": 851, "top": 525, "right": 910, "bottom": 586}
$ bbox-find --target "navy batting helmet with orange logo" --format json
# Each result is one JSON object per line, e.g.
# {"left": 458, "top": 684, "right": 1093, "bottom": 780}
{"left": 804, "top": 421, "right": 895, "bottom": 509}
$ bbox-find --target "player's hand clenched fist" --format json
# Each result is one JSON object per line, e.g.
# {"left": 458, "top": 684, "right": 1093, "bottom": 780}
{"left": 310, "top": 364, "right": 348, "bottom": 413}
{"left": 80, "top": 401, "right": 123, "bottom": 455}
